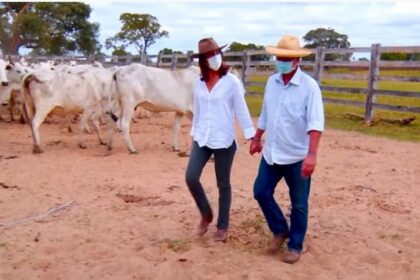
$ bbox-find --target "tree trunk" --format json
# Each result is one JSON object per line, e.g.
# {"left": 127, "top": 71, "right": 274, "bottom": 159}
{"left": 9, "top": 3, "right": 30, "bottom": 55}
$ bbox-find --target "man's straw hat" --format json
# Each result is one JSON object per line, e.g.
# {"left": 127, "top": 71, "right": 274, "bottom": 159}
{"left": 265, "top": 35, "right": 311, "bottom": 58}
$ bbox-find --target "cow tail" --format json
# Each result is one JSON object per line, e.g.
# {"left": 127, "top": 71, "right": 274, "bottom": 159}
{"left": 108, "top": 72, "right": 120, "bottom": 122}
{"left": 21, "top": 74, "right": 39, "bottom": 123}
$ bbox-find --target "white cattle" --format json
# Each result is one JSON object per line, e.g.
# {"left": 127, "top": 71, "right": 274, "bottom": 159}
{"left": 110, "top": 64, "right": 200, "bottom": 154}
{"left": 5, "top": 61, "right": 29, "bottom": 122}
{"left": 0, "top": 58, "right": 9, "bottom": 87}
{"left": 21, "top": 68, "right": 109, "bottom": 153}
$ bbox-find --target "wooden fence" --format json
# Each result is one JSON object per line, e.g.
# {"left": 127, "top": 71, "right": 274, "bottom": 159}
{"left": 15, "top": 44, "right": 420, "bottom": 122}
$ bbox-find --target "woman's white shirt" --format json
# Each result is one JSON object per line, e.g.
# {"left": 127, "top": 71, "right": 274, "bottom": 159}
{"left": 191, "top": 72, "right": 255, "bottom": 149}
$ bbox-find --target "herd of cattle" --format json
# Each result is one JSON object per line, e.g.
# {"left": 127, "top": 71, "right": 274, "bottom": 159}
{"left": 0, "top": 57, "right": 201, "bottom": 154}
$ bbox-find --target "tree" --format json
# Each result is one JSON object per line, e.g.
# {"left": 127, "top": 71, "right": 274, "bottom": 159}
{"left": 303, "top": 27, "right": 351, "bottom": 61}
{"left": 0, "top": 2, "right": 100, "bottom": 55}
{"left": 225, "top": 42, "right": 270, "bottom": 62}
{"left": 106, "top": 13, "right": 168, "bottom": 55}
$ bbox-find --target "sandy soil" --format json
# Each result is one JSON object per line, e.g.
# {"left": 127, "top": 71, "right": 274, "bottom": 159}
{"left": 0, "top": 111, "right": 419, "bottom": 280}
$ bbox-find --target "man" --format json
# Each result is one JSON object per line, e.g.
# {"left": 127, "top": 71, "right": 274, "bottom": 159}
{"left": 250, "top": 35, "right": 324, "bottom": 264}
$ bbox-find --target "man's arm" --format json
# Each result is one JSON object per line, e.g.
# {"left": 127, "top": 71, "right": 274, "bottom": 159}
{"left": 302, "top": 130, "right": 322, "bottom": 178}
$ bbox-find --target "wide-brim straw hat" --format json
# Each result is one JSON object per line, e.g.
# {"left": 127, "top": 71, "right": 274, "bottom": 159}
{"left": 191, "top": 37, "right": 227, "bottom": 58}
{"left": 265, "top": 35, "right": 311, "bottom": 58}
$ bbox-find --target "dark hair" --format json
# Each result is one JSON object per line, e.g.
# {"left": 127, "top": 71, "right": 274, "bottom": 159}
{"left": 198, "top": 52, "right": 230, "bottom": 82}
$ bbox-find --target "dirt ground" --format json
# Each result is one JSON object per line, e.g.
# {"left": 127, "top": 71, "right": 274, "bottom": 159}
{"left": 0, "top": 111, "right": 419, "bottom": 280}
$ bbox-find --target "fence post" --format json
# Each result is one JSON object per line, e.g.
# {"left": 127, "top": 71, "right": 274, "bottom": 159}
{"left": 111, "top": 55, "right": 118, "bottom": 65}
{"left": 156, "top": 51, "right": 162, "bottom": 68}
{"left": 126, "top": 54, "right": 132, "bottom": 65}
{"left": 312, "top": 47, "right": 325, "bottom": 83}
{"left": 186, "top": 50, "right": 193, "bottom": 67}
{"left": 171, "top": 52, "right": 177, "bottom": 70}
{"left": 365, "top": 43, "right": 381, "bottom": 124}
{"left": 241, "top": 51, "right": 249, "bottom": 86}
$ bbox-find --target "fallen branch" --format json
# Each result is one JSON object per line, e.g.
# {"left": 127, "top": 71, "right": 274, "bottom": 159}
{"left": 344, "top": 113, "right": 416, "bottom": 126}
{"left": 381, "top": 116, "right": 416, "bottom": 125}
{"left": 0, "top": 201, "right": 76, "bottom": 228}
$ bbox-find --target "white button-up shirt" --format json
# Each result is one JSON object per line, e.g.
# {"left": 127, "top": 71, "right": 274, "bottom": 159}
{"left": 258, "top": 67, "right": 324, "bottom": 165}
{"left": 191, "top": 72, "right": 256, "bottom": 149}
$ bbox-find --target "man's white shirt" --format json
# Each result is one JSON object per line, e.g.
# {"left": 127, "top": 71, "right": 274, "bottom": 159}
{"left": 258, "top": 67, "right": 324, "bottom": 165}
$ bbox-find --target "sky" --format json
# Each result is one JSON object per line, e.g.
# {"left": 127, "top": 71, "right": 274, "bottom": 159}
{"left": 88, "top": 0, "right": 420, "bottom": 57}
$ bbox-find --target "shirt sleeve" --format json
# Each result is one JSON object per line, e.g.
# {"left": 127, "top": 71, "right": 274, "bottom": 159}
{"left": 306, "top": 81, "right": 325, "bottom": 132}
{"left": 232, "top": 77, "right": 255, "bottom": 139}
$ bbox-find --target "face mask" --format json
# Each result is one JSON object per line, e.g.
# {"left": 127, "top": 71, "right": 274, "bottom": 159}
{"left": 275, "top": 60, "right": 295, "bottom": 74}
{"left": 207, "top": 53, "right": 222, "bottom": 71}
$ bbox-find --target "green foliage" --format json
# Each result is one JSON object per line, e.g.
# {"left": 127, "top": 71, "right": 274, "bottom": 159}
{"left": 106, "top": 13, "right": 168, "bottom": 55}
{"left": 303, "top": 27, "right": 351, "bottom": 61}
{"left": 225, "top": 41, "right": 270, "bottom": 62}
{"left": 0, "top": 2, "right": 100, "bottom": 55}
{"left": 381, "top": 52, "right": 420, "bottom": 61}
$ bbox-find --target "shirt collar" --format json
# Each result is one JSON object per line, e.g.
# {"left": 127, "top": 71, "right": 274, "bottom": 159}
{"left": 275, "top": 67, "right": 302, "bottom": 87}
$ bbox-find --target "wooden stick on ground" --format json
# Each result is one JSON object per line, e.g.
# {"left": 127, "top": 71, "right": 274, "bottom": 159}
{"left": 344, "top": 113, "right": 416, "bottom": 126}
{"left": 0, "top": 201, "right": 77, "bottom": 227}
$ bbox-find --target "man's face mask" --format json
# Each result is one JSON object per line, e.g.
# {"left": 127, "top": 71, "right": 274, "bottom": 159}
{"left": 275, "top": 60, "right": 295, "bottom": 74}
{"left": 207, "top": 53, "right": 222, "bottom": 71}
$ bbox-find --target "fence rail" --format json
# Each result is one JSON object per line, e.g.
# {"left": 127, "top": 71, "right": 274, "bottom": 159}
{"left": 10, "top": 44, "right": 420, "bottom": 123}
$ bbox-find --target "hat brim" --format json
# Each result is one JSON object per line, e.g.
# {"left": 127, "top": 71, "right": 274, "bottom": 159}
{"left": 191, "top": 44, "right": 227, "bottom": 58}
{"left": 265, "top": 46, "right": 312, "bottom": 58}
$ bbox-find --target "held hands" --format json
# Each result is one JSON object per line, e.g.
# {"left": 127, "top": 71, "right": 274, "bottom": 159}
{"left": 302, "top": 153, "right": 317, "bottom": 178}
{"left": 249, "top": 137, "right": 262, "bottom": 155}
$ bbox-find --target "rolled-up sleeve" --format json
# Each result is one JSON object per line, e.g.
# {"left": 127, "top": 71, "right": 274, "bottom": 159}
{"left": 306, "top": 82, "right": 325, "bottom": 132}
{"left": 232, "top": 79, "right": 255, "bottom": 139}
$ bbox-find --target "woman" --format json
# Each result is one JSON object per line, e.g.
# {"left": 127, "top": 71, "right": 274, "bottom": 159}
{"left": 185, "top": 37, "right": 255, "bottom": 242}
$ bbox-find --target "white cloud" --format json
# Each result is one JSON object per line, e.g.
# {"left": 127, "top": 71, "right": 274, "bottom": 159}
{"left": 87, "top": 1, "right": 420, "bottom": 55}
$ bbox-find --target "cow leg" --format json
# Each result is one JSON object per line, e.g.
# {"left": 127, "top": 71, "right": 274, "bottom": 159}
{"left": 8, "top": 94, "right": 15, "bottom": 122}
{"left": 30, "top": 107, "right": 51, "bottom": 154}
{"left": 92, "top": 117, "right": 106, "bottom": 146}
{"left": 121, "top": 104, "right": 138, "bottom": 154}
{"left": 106, "top": 112, "right": 114, "bottom": 151}
{"left": 172, "top": 112, "right": 183, "bottom": 151}
{"left": 78, "top": 111, "right": 91, "bottom": 149}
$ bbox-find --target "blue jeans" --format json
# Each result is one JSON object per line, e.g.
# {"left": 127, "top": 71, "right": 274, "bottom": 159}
{"left": 185, "top": 141, "right": 237, "bottom": 230}
{"left": 253, "top": 157, "right": 311, "bottom": 252}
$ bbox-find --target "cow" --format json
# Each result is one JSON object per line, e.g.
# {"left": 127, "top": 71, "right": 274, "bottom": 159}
{"left": 110, "top": 64, "right": 200, "bottom": 154}
{"left": 5, "top": 61, "right": 30, "bottom": 122}
{"left": 0, "top": 58, "right": 9, "bottom": 87}
{"left": 21, "top": 68, "right": 110, "bottom": 153}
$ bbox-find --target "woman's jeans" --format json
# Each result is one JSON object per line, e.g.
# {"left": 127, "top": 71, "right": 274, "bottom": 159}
{"left": 185, "top": 141, "right": 237, "bottom": 230}
{"left": 253, "top": 157, "right": 311, "bottom": 252}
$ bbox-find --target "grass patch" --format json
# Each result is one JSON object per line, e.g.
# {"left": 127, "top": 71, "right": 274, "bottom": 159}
{"left": 165, "top": 239, "right": 191, "bottom": 253}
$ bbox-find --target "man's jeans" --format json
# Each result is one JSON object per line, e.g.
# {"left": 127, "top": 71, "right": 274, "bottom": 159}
{"left": 253, "top": 157, "right": 311, "bottom": 252}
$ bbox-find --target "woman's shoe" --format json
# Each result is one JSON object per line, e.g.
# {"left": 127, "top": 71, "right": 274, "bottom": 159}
{"left": 214, "top": 229, "right": 228, "bottom": 242}
{"left": 197, "top": 213, "right": 213, "bottom": 236}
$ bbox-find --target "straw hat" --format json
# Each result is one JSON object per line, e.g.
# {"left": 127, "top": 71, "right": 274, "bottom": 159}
{"left": 191, "top": 37, "right": 227, "bottom": 58}
{"left": 265, "top": 35, "right": 311, "bottom": 57}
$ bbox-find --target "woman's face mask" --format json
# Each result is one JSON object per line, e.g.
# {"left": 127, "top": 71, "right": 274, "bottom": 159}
{"left": 275, "top": 60, "right": 295, "bottom": 74}
{"left": 207, "top": 53, "right": 222, "bottom": 71}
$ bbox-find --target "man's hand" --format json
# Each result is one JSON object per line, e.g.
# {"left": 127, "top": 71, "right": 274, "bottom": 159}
{"left": 249, "top": 137, "right": 262, "bottom": 155}
{"left": 302, "top": 154, "right": 317, "bottom": 178}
